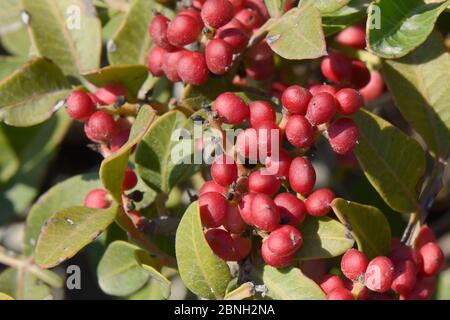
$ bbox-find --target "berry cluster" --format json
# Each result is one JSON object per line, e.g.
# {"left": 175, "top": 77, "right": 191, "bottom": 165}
{"left": 147, "top": 0, "right": 274, "bottom": 85}
{"left": 320, "top": 225, "right": 444, "bottom": 300}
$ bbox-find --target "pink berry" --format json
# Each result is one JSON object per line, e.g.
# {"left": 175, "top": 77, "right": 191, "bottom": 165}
{"left": 217, "top": 27, "right": 249, "bottom": 53}
{"left": 232, "top": 234, "right": 251, "bottom": 260}
{"left": 261, "top": 240, "right": 294, "bottom": 268}
{"left": 214, "top": 92, "right": 249, "bottom": 124}
{"left": 285, "top": 115, "right": 315, "bottom": 148}
{"left": 167, "top": 14, "right": 202, "bottom": 47}
{"left": 250, "top": 193, "right": 280, "bottom": 232}
{"left": 238, "top": 193, "right": 256, "bottom": 225}
{"left": 224, "top": 204, "right": 246, "bottom": 234}
{"left": 351, "top": 60, "right": 371, "bottom": 89}
{"left": 254, "top": 121, "right": 282, "bottom": 157}
{"left": 414, "top": 225, "right": 436, "bottom": 249}
{"left": 162, "top": 50, "right": 186, "bottom": 82}
{"left": 205, "top": 228, "right": 236, "bottom": 261}
{"left": 85, "top": 111, "right": 117, "bottom": 142}
{"left": 122, "top": 167, "right": 138, "bottom": 190}
{"left": 177, "top": 51, "right": 209, "bottom": 85}
{"left": 211, "top": 154, "right": 238, "bottom": 186}
{"left": 281, "top": 85, "right": 312, "bottom": 115}
{"left": 305, "top": 188, "right": 335, "bottom": 217}
{"left": 84, "top": 189, "right": 111, "bottom": 208}
{"left": 274, "top": 193, "right": 306, "bottom": 226}
{"left": 306, "top": 92, "right": 337, "bottom": 125}
{"left": 264, "top": 149, "right": 292, "bottom": 178}
{"left": 199, "top": 180, "right": 227, "bottom": 196}
{"left": 328, "top": 118, "right": 359, "bottom": 155}
{"left": 399, "top": 276, "right": 436, "bottom": 300}
{"left": 147, "top": 46, "right": 167, "bottom": 77}
{"left": 359, "top": 70, "right": 385, "bottom": 103}
{"left": 288, "top": 157, "right": 316, "bottom": 195}
{"left": 335, "top": 88, "right": 363, "bottom": 115}
{"left": 419, "top": 242, "right": 444, "bottom": 277}
{"left": 95, "top": 84, "right": 127, "bottom": 105}
{"left": 341, "top": 249, "right": 368, "bottom": 281}
{"left": 205, "top": 39, "right": 233, "bottom": 75}
{"left": 149, "top": 14, "right": 175, "bottom": 50}
{"left": 319, "top": 274, "right": 345, "bottom": 295}
{"left": 199, "top": 192, "right": 228, "bottom": 227}
{"left": 364, "top": 256, "right": 395, "bottom": 293}
{"left": 391, "top": 259, "right": 417, "bottom": 295}
{"left": 309, "top": 84, "right": 341, "bottom": 96}
{"left": 236, "top": 128, "right": 259, "bottom": 160}
{"left": 201, "top": 0, "right": 234, "bottom": 28}
{"left": 235, "top": 8, "right": 262, "bottom": 30}
{"left": 266, "top": 225, "right": 303, "bottom": 257}
{"left": 326, "top": 287, "right": 354, "bottom": 300}
{"left": 248, "top": 169, "right": 281, "bottom": 196}
{"left": 335, "top": 25, "right": 366, "bottom": 50}
{"left": 249, "top": 100, "right": 276, "bottom": 127}
{"left": 321, "top": 51, "right": 352, "bottom": 84}
{"left": 66, "top": 90, "right": 95, "bottom": 121}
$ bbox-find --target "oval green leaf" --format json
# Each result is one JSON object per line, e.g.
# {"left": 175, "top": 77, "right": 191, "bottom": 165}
{"left": 175, "top": 201, "right": 230, "bottom": 299}
{"left": 322, "top": 0, "right": 371, "bottom": 36}
{"left": 0, "top": 268, "right": 51, "bottom": 300}
{"left": 264, "top": 0, "right": 286, "bottom": 18}
{"left": 299, "top": 0, "right": 351, "bottom": 13}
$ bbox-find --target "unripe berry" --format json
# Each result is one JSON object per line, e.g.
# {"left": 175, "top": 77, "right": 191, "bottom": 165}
{"left": 205, "top": 39, "right": 233, "bottom": 75}
{"left": 167, "top": 14, "right": 202, "bottom": 47}
{"left": 147, "top": 46, "right": 167, "bottom": 77}
{"left": 391, "top": 259, "right": 417, "bottom": 295}
{"left": 224, "top": 204, "right": 246, "bottom": 234}
{"left": 214, "top": 92, "right": 249, "bottom": 124}
{"left": 321, "top": 51, "right": 352, "bottom": 84}
{"left": 238, "top": 193, "right": 256, "bottom": 225}
{"left": 288, "top": 157, "right": 316, "bottom": 195}
{"left": 249, "top": 100, "right": 276, "bottom": 127}
{"left": 364, "top": 256, "right": 395, "bottom": 293}
{"left": 199, "top": 180, "right": 227, "bottom": 196}
{"left": 328, "top": 118, "right": 359, "bottom": 155}
{"left": 236, "top": 127, "right": 258, "bottom": 160}
{"left": 149, "top": 14, "right": 175, "bottom": 50}
{"left": 250, "top": 193, "right": 280, "bottom": 232}
{"left": 266, "top": 225, "right": 303, "bottom": 257}
{"left": 66, "top": 90, "right": 95, "bottom": 121}
{"left": 335, "top": 88, "right": 363, "bottom": 115}
{"left": 351, "top": 60, "right": 371, "bottom": 89}
{"left": 162, "top": 50, "right": 186, "bottom": 82}
{"left": 399, "top": 276, "right": 435, "bottom": 300}
{"left": 235, "top": 8, "right": 262, "bottom": 30}
{"left": 306, "top": 92, "right": 337, "bottom": 125}
{"left": 359, "top": 70, "right": 385, "bottom": 103}
{"left": 305, "top": 188, "right": 335, "bottom": 217}
{"left": 341, "top": 249, "right": 368, "bottom": 281}
{"left": 217, "top": 27, "right": 249, "bottom": 53}
{"left": 326, "top": 287, "right": 354, "bottom": 300}
{"left": 248, "top": 169, "right": 281, "bottom": 196}
{"left": 414, "top": 225, "right": 436, "bottom": 249}
{"left": 201, "top": 0, "right": 234, "bottom": 28}
{"left": 254, "top": 121, "right": 282, "bottom": 156}
{"left": 95, "top": 84, "right": 127, "bottom": 105}
{"left": 261, "top": 240, "right": 294, "bottom": 268}
{"left": 319, "top": 274, "right": 345, "bottom": 295}
{"left": 309, "top": 84, "right": 340, "bottom": 96}
{"left": 274, "top": 193, "right": 306, "bottom": 226}
{"left": 281, "top": 85, "right": 312, "bottom": 115}
{"left": 419, "top": 242, "right": 444, "bottom": 277}
{"left": 211, "top": 154, "right": 238, "bottom": 186}
{"left": 285, "top": 115, "right": 314, "bottom": 149}
{"left": 199, "top": 192, "right": 228, "bottom": 227}
{"left": 177, "top": 51, "right": 209, "bottom": 85}
{"left": 84, "top": 189, "right": 111, "bottom": 208}
{"left": 335, "top": 25, "right": 366, "bottom": 50}
{"left": 122, "top": 167, "right": 138, "bottom": 190}
{"left": 85, "top": 111, "right": 118, "bottom": 142}
{"left": 205, "top": 228, "right": 236, "bottom": 261}
{"left": 264, "top": 149, "right": 292, "bottom": 178}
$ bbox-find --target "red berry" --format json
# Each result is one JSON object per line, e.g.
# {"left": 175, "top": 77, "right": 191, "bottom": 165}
{"left": 199, "top": 192, "right": 229, "bottom": 227}
{"left": 238, "top": 193, "right": 256, "bottom": 225}
{"left": 264, "top": 149, "right": 292, "bottom": 178}
{"left": 149, "top": 14, "right": 175, "bottom": 50}
{"left": 249, "top": 100, "right": 276, "bottom": 127}
{"left": 84, "top": 189, "right": 111, "bottom": 208}
{"left": 250, "top": 193, "right": 280, "bottom": 232}
{"left": 359, "top": 70, "right": 384, "bottom": 103}
{"left": 281, "top": 85, "right": 312, "bottom": 115}
{"left": 110, "top": 130, "right": 130, "bottom": 152}
{"left": 245, "top": 60, "right": 275, "bottom": 80}
{"left": 85, "top": 111, "right": 118, "bottom": 142}
{"left": 306, "top": 92, "right": 337, "bottom": 125}
{"left": 248, "top": 169, "right": 281, "bottom": 196}
{"left": 199, "top": 180, "right": 227, "bottom": 196}
{"left": 305, "top": 188, "right": 335, "bottom": 217}
{"left": 228, "top": 0, "right": 244, "bottom": 12}
{"left": 88, "top": 92, "right": 100, "bottom": 105}
{"left": 201, "top": 0, "right": 234, "bottom": 28}
{"left": 214, "top": 92, "right": 249, "bottom": 124}
{"left": 211, "top": 154, "right": 238, "bottom": 186}
{"left": 335, "top": 88, "right": 362, "bottom": 115}
{"left": 245, "top": 0, "right": 270, "bottom": 21}
{"left": 66, "top": 90, "right": 95, "bottom": 121}
{"left": 266, "top": 225, "right": 303, "bottom": 257}
{"left": 391, "top": 259, "right": 417, "bottom": 295}
{"left": 147, "top": 46, "right": 167, "bottom": 77}
{"left": 419, "top": 242, "right": 444, "bottom": 277}
{"left": 415, "top": 225, "right": 436, "bottom": 249}
{"left": 341, "top": 249, "right": 368, "bottom": 281}
{"left": 235, "top": 8, "right": 262, "bottom": 30}
{"left": 177, "top": 51, "right": 209, "bottom": 85}
{"left": 399, "top": 276, "right": 435, "bottom": 300}
{"left": 328, "top": 118, "right": 359, "bottom": 155}
{"left": 364, "top": 256, "right": 395, "bottom": 293}
{"left": 95, "top": 84, "right": 127, "bottom": 105}
{"left": 285, "top": 115, "right": 315, "bottom": 149}
{"left": 179, "top": 8, "right": 204, "bottom": 28}
{"left": 321, "top": 51, "right": 352, "bottom": 84}
{"left": 167, "top": 14, "right": 202, "bottom": 47}
{"left": 326, "top": 287, "right": 354, "bottom": 300}
{"left": 205, "top": 228, "right": 236, "bottom": 260}
{"left": 389, "top": 244, "right": 423, "bottom": 269}
{"left": 254, "top": 121, "right": 282, "bottom": 157}
{"left": 122, "top": 167, "right": 138, "bottom": 190}
{"left": 224, "top": 204, "right": 246, "bottom": 234}
{"left": 261, "top": 240, "right": 294, "bottom": 268}
{"left": 232, "top": 234, "right": 251, "bottom": 260}
{"left": 351, "top": 60, "right": 371, "bottom": 89}
{"left": 319, "top": 274, "right": 345, "bottom": 295}
{"left": 162, "top": 50, "right": 186, "bottom": 82}
{"left": 274, "top": 193, "right": 306, "bottom": 226}
{"left": 205, "top": 39, "right": 233, "bottom": 75}
{"left": 217, "top": 27, "right": 249, "bottom": 53}
{"left": 309, "top": 84, "right": 340, "bottom": 96}
{"left": 288, "top": 157, "right": 316, "bottom": 195}
{"left": 335, "top": 25, "right": 366, "bottom": 50}
{"left": 236, "top": 128, "right": 259, "bottom": 160}
{"left": 301, "top": 260, "right": 328, "bottom": 282}
{"left": 246, "top": 41, "right": 272, "bottom": 63}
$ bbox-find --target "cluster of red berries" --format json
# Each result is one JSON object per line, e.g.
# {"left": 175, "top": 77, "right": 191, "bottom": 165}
{"left": 319, "top": 225, "right": 444, "bottom": 300}
{"left": 147, "top": 0, "right": 274, "bottom": 85}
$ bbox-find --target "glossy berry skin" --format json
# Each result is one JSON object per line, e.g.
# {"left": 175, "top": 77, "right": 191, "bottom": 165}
{"left": 328, "top": 118, "right": 359, "bottom": 155}
{"left": 85, "top": 111, "right": 117, "bottom": 142}
{"left": 232, "top": 235, "right": 251, "bottom": 260}
{"left": 266, "top": 225, "right": 303, "bottom": 257}
{"left": 177, "top": 51, "right": 209, "bottom": 85}
{"left": 84, "top": 189, "right": 110, "bottom": 208}
{"left": 351, "top": 60, "right": 371, "bottom": 89}
{"left": 149, "top": 14, "right": 175, "bottom": 50}
{"left": 335, "top": 88, "right": 363, "bottom": 115}
{"left": 320, "top": 275, "right": 345, "bottom": 295}
{"left": 199, "top": 180, "right": 227, "bottom": 196}
{"left": 415, "top": 225, "right": 436, "bottom": 249}
{"left": 359, "top": 70, "right": 384, "bottom": 103}
{"left": 306, "top": 92, "right": 337, "bottom": 125}
{"left": 281, "top": 85, "right": 312, "bottom": 115}
{"left": 285, "top": 115, "right": 314, "bottom": 149}
{"left": 261, "top": 240, "right": 294, "bottom": 268}
{"left": 217, "top": 27, "right": 249, "bottom": 53}
{"left": 399, "top": 276, "right": 435, "bottom": 300}
{"left": 167, "top": 14, "right": 202, "bottom": 47}
{"left": 66, "top": 90, "right": 95, "bottom": 121}
{"left": 95, "top": 84, "right": 127, "bottom": 105}
{"left": 162, "top": 50, "right": 186, "bottom": 82}
{"left": 147, "top": 46, "right": 167, "bottom": 77}
{"left": 211, "top": 154, "right": 238, "bottom": 186}
{"left": 249, "top": 100, "right": 276, "bottom": 127}
{"left": 391, "top": 259, "right": 417, "bottom": 295}
{"left": 214, "top": 92, "right": 249, "bottom": 124}
{"left": 274, "top": 193, "right": 306, "bottom": 226}
{"left": 122, "top": 167, "right": 138, "bottom": 190}
{"left": 309, "top": 84, "right": 340, "bottom": 96}
{"left": 238, "top": 193, "right": 256, "bottom": 225}
{"left": 199, "top": 192, "right": 228, "bottom": 228}
{"left": 201, "top": 0, "right": 234, "bottom": 28}
{"left": 205, "top": 228, "right": 236, "bottom": 261}
{"left": 335, "top": 25, "right": 366, "bottom": 50}
{"left": 236, "top": 128, "right": 258, "bottom": 160}
{"left": 365, "top": 256, "right": 395, "bottom": 293}
{"left": 305, "top": 188, "right": 335, "bottom": 217}
{"left": 288, "top": 157, "right": 316, "bottom": 195}
{"left": 235, "top": 8, "right": 263, "bottom": 30}
{"left": 419, "top": 242, "right": 444, "bottom": 276}
{"left": 321, "top": 51, "right": 352, "bottom": 84}
{"left": 248, "top": 169, "right": 281, "bottom": 196}
{"left": 205, "top": 39, "right": 233, "bottom": 75}
{"left": 224, "top": 205, "right": 246, "bottom": 234}
{"left": 254, "top": 121, "right": 282, "bottom": 157}
{"left": 179, "top": 8, "right": 204, "bottom": 28}
{"left": 250, "top": 193, "right": 280, "bottom": 232}
{"left": 341, "top": 249, "right": 368, "bottom": 281}
{"left": 264, "top": 149, "right": 291, "bottom": 178}
{"left": 246, "top": 41, "right": 272, "bottom": 63}
{"left": 326, "top": 287, "right": 354, "bottom": 300}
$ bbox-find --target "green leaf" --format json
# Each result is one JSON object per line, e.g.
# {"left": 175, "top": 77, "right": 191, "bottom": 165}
{"left": 332, "top": 198, "right": 391, "bottom": 259}
{"left": 136, "top": 110, "right": 199, "bottom": 193}
{"left": 296, "top": 216, "right": 355, "bottom": 260}
{"left": 102, "top": 13, "right": 125, "bottom": 42}
{"left": 0, "top": 56, "right": 28, "bottom": 81}
{"left": 0, "top": 125, "right": 19, "bottom": 183}
{"left": 264, "top": 0, "right": 286, "bottom": 18}
{"left": 23, "top": 173, "right": 103, "bottom": 256}
{"left": 0, "top": 293, "right": 14, "bottom": 300}
{"left": 100, "top": 105, "right": 156, "bottom": 202}
{"left": 224, "top": 282, "right": 255, "bottom": 300}
{"left": 299, "top": 0, "right": 351, "bottom": 13}
{"left": 0, "top": 0, "right": 31, "bottom": 56}
{"left": 436, "top": 268, "right": 450, "bottom": 300}
{"left": 21, "top": 0, "right": 102, "bottom": 76}
{"left": 322, "top": 0, "right": 371, "bottom": 36}
{"left": 136, "top": 251, "right": 171, "bottom": 299}
{"left": 261, "top": 266, "right": 325, "bottom": 300}
{"left": 35, "top": 206, "right": 119, "bottom": 268}
{"left": 175, "top": 202, "right": 230, "bottom": 299}
{"left": 266, "top": 7, "right": 327, "bottom": 60}
{"left": 352, "top": 109, "right": 426, "bottom": 213}
{"left": 383, "top": 31, "right": 450, "bottom": 158}
{"left": 0, "top": 57, "right": 70, "bottom": 126}
{"left": 181, "top": 77, "right": 233, "bottom": 110}
{"left": 128, "top": 278, "right": 169, "bottom": 300}
{"left": 82, "top": 64, "right": 148, "bottom": 99}
{"left": 0, "top": 268, "right": 51, "bottom": 300}
{"left": 367, "top": 0, "right": 450, "bottom": 58}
